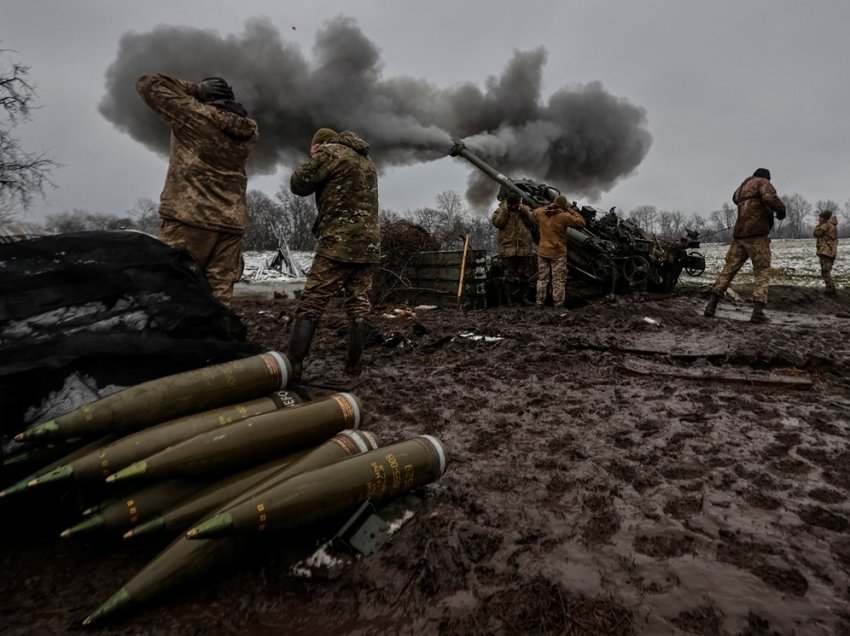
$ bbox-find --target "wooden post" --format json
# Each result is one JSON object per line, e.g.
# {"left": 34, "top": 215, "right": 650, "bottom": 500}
{"left": 456, "top": 235, "right": 470, "bottom": 310}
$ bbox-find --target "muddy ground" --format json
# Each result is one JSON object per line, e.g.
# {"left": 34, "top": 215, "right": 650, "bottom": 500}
{"left": 2, "top": 283, "right": 850, "bottom": 635}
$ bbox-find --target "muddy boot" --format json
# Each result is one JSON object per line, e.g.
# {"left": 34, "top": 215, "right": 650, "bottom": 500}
{"left": 703, "top": 293, "right": 720, "bottom": 317}
{"left": 750, "top": 301, "right": 769, "bottom": 324}
{"left": 502, "top": 280, "right": 514, "bottom": 307}
{"left": 517, "top": 283, "right": 533, "bottom": 306}
{"left": 287, "top": 317, "right": 317, "bottom": 383}
{"left": 345, "top": 317, "right": 369, "bottom": 376}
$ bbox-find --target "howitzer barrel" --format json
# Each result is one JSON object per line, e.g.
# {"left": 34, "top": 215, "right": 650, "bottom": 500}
{"left": 449, "top": 139, "right": 542, "bottom": 210}
{"left": 17, "top": 352, "right": 294, "bottom": 442}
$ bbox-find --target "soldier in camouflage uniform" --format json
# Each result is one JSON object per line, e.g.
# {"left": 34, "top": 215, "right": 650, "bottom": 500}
{"left": 704, "top": 168, "right": 786, "bottom": 323}
{"left": 491, "top": 191, "right": 535, "bottom": 305}
{"left": 813, "top": 210, "right": 838, "bottom": 294}
{"left": 136, "top": 74, "right": 259, "bottom": 306}
{"left": 287, "top": 128, "right": 379, "bottom": 382}
{"left": 531, "top": 195, "right": 586, "bottom": 309}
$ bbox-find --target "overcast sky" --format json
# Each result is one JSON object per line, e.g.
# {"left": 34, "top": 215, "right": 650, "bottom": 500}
{"left": 5, "top": 0, "right": 850, "bottom": 224}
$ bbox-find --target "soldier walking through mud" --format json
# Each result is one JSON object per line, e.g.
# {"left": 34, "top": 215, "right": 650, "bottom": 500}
{"left": 491, "top": 191, "right": 535, "bottom": 305}
{"left": 704, "top": 168, "right": 786, "bottom": 323}
{"left": 532, "top": 195, "right": 586, "bottom": 309}
{"left": 813, "top": 210, "right": 838, "bottom": 295}
{"left": 136, "top": 74, "right": 259, "bottom": 306}
{"left": 287, "top": 128, "right": 380, "bottom": 383}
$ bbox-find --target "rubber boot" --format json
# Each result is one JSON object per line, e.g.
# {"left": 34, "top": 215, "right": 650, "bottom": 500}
{"left": 287, "top": 317, "right": 317, "bottom": 383}
{"left": 345, "top": 317, "right": 368, "bottom": 376}
{"left": 750, "top": 301, "right": 768, "bottom": 324}
{"left": 703, "top": 293, "right": 720, "bottom": 317}
{"left": 502, "top": 280, "right": 514, "bottom": 307}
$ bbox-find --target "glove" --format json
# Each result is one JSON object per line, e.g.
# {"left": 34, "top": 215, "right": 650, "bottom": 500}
{"left": 775, "top": 210, "right": 786, "bottom": 221}
{"left": 197, "top": 77, "right": 234, "bottom": 103}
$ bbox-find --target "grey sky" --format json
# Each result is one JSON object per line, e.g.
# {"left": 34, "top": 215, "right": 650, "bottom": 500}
{"left": 4, "top": 0, "right": 850, "bottom": 224}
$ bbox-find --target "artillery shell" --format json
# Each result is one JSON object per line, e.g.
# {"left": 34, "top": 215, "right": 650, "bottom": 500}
{"left": 17, "top": 351, "right": 292, "bottom": 441}
{"left": 187, "top": 435, "right": 446, "bottom": 539}
{"left": 108, "top": 393, "right": 363, "bottom": 483}
{"left": 26, "top": 390, "right": 303, "bottom": 490}
{"left": 60, "top": 479, "right": 202, "bottom": 538}
{"left": 83, "top": 430, "right": 378, "bottom": 625}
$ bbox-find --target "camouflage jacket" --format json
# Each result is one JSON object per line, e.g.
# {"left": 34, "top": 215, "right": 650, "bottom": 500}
{"left": 732, "top": 176, "right": 786, "bottom": 239}
{"left": 813, "top": 216, "right": 838, "bottom": 258}
{"left": 290, "top": 132, "right": 380, "bottom": 264}
{"left": 136, "top": 74, "right": 259, "bottom": 234}
{"left": 491, "top": 202, "right": 534, "bottom": 257}
{"left": 532, "top": 204, "right": 586, "bottom": 259}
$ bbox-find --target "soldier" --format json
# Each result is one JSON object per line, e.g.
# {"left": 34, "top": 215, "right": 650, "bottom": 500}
{"left": 813, "top": 210, "right": 838, "bottom": 295}
{"left": 136, "top": 74, "right": 259, "bottom": 306}
{"left": 704, "top": 168, "right": 786, "bottom": 323}
{"left": 287, "top": 128, "right": 379, "bottom": 382}
{"left": 531, "top": 195, "right": 586, "bottom": 309}
{"left": 491, "top": 191, "right": 535, "bottom": 305}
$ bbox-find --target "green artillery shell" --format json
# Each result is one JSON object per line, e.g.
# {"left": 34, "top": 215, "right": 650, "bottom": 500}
{"left": 83, "top": 430, "right": 378, "bottom": 625}
{"left": 108, "top": 393, "right": 363, "bottom": 483}
{"left": 27, "top": 390, "right": 303, "bottom": 489}
{"left": 123, "top": 452, "right": 306, "bottom": 539}
{"left": 0, "top": 436, "right": 116, "bottom": 498}
{"left": 17, "top": 351, "right": 292, "bottom": 442}
{"left": 60, "top": 479, "right": 202, "bottom": 538}
{"left": 187, "top": 435, "right": 447, "bottom": 539}
{"left": 125, "top": 430, "right": 377, "bottom": 538}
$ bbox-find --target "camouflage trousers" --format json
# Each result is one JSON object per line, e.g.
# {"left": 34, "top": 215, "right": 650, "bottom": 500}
{"left": 159, "top": 219, "right": 243, "bottom": 306}
{"left": 710, "top": 236, "right": 771, "bottom": 304}
{"left": 501, "top": 254, "right": 533, "bottom": 283}
{"left": 819, "top": 254, "right": 836, "bottom": 292}
{"left": 295, "top": 254, "right": 374, "bottom": 320}
{"left": 536, "top": 255, "right": 567, "bottom": 306}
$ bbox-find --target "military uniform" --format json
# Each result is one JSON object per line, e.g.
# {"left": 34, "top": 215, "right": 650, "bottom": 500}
{"left": 814, "top": 215, "right": 838, "bottom": 293}
{"left": 491, "top": 200, "right": 534, "bottom": 303}
{"left": 136, "top": 74, "right": 259, "bottom": 305}
{"left": 531, "top": 200, "right": 586, "bottom": 307}
{"left": 290, "top": 131, "right": 380, "bottom": 319}
{"left": 709, "top": 174, "right": 785, "bottom": 305}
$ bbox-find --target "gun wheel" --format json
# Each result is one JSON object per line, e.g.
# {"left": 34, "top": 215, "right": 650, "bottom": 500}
{"left": 590, "top": 253, "right": 616, "bottom": 282}
{"left": 685, "top": 252, "right": 706, "bottom": 276}
{"left": 622, "top": 255, "right": 650, "bottom": 286}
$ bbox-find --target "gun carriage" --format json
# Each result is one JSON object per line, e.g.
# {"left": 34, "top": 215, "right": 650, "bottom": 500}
{"left": 449, "top": 140, "right": 705, "bottom": 295}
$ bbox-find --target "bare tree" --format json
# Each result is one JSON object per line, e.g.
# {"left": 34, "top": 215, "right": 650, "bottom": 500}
{"left": 686, "top": 213, "right": 708, "bottom": 236}
{"left": 275, "top": 187, "right": 317, "bottom": 251}
{"left": 706, "top": 203, "right": 736, "bottom": 243}
{"left": 657, "top": 209, "right": 686, "bottom": 238}
{"left": 778, "top": 193, "right": 810, "bottom": 239}
{"left": 0, "top": 47, "right": 57, "bottom": 219}
{"left": 126, "top": 197, "right": 159, "bottom": 236}
{"left": 628, "top": 205, "right": 659, "bottom": 234}
{"left": 244, "top": 189, "right": 283, "bottom": 250}
{"left": 44, "top": 209, "right": 133, "bottom": 233}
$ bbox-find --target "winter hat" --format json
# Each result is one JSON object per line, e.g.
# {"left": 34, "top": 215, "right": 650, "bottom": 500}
{"left": 311, "top": 128, "right": 338, "bottom": 146}
{"left": 753, "top": 168, "right": 771, "bottom": 180}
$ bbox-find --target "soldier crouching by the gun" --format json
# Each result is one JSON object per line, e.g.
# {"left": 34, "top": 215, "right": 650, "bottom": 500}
{"left": 491, "top": 191, "right": 535, "bottom": 306}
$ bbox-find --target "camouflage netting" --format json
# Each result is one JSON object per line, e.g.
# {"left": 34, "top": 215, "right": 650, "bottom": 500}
{"left": 374, "top": 220, "right": 440, "bottom": 304}
{"left": 0, "top": 231, "right": 262, "bottom": 445}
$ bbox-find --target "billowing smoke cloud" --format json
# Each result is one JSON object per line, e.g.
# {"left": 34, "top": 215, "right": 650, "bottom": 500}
{"left": 100, "top": 17, "right": 651, "bottom": 208}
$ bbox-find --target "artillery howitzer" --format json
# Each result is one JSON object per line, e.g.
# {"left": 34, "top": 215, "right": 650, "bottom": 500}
{"left": 449, "top": 140, "right": 705, "bottom": 295}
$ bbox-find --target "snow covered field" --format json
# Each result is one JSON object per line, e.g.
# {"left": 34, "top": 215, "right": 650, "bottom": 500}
{"left": 681, "top": 238, "right": 848, "bottom": 289}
